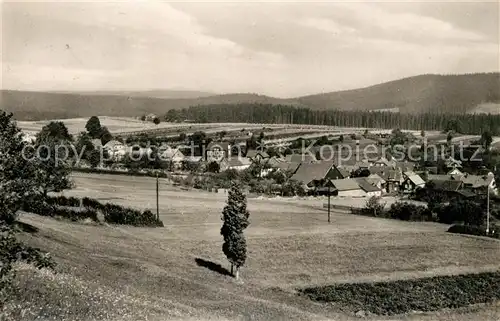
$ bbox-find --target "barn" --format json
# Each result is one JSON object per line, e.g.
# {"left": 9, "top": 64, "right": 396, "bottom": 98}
{"left": 329, "top": 179, "right": 366, "bottom": 197}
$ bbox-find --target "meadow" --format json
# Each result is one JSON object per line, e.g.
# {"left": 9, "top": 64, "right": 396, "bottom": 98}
{"left": 10, "top": 173, "right": 500, "bottom": 321}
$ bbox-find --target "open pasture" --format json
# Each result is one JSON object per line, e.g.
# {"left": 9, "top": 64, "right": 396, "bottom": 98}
{"left": 16, "top": 172, "right": 500, "bottom": 320}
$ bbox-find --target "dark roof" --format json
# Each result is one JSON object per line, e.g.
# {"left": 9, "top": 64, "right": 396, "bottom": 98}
{"left": 429, "top": 179, "right": 463, "bottom": 192}
{"left": 354, "top": 178, "right": 382, "bottom": 193}
{"left": 291, "top": 161, "right": 334, "bottom": 185}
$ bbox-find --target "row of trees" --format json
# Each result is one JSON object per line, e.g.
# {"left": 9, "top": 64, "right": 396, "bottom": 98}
{"left": 163, "top": 104, "right": 500, "bottom": 136}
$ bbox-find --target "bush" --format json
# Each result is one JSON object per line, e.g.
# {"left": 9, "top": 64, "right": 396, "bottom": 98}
{"left": 82, "top": 197, "right": 104, "bottom": 210}
{"left": 447, "top": 224, "right": 499, "bottom": 239}
{"left": 299, "top": 271, "right": 500, "bottom": 315}
{"left": 102, "top": 204, "right": 163, "bottom": 227}
{"left": 387, "top": 202, "right": 433, "bottom": 221}
{"left": 438, "top": 199, "right": 484, "bottom": 225}
{"left": 362, "top": 196, "right": 386, "bottom": 217}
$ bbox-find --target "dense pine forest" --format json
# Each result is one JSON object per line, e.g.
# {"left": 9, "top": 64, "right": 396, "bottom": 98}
{"left": 165, "top": 104, "right": 500, "bottom": 135}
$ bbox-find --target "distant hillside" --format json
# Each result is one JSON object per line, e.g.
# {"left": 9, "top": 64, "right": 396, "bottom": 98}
{"left": 0, "top": 91, "right": 298, "bottom": 120}
{"left": 2, "top": 73, "right": 498, "bottom": 120}
{"left": 298, "top": 73, "right": 500, "bottom": 113}
{"left": 50, "top": 89, "right": 217, "bottom": 99}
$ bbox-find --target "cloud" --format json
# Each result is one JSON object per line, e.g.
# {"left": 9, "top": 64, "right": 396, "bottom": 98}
{"left": 2, "top": 1, "right": 498, "bottom": 97}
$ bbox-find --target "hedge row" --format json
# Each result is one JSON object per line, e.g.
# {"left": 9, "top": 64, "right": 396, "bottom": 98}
{"left": 46, "top": 196, "right": 81, "bottom": 207}
{"left": 45, "top": 195, "right": 163, "bottom": 227}
{"left": 447, "top": 224, "right": 499, "bottom": 239}
{"left": 299, "top": 271, "right": 500, "bottom": 315}
{"left": 22, "top": 200, "right": 98, "bottom": 222}
{"left": 73, "top": 167, "right": 169, "bottom": 178}
{"left": 101, "top": 203, "right": 163, "bottom": 227}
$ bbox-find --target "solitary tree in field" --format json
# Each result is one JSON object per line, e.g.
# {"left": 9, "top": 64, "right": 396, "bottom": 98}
{"left": 85, "top": 116, "right": 102, "bottom": 138}
{"left": 153, "top": 117, "right": 161, "bottom": 125}
{"left": 221, "top": 182, "right": 250, "bottom": 280}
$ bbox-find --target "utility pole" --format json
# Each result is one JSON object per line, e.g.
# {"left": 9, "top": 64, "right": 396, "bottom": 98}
{"left": 327, "top": 184, "right": 331, "bottom": 223}
{"left": 156, "top": 173, "right": 159, "bottom": 221}
{"left": 486, "top": 186, "right": 490, "bottom": 234}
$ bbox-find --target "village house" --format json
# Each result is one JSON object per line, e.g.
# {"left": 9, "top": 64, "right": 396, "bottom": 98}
{"left": 160, "top": 147, "right": 185, "bottom": 169}
{"left": 246, "top": 150, "right": 270, "bottom": 162}
{"left": 366, "top": 173, "right": 386, "bottom": 190}
{"left": 220, "top": 157, "right": 252, "bottom": 172}
{"left": 354, "top": 177, "right": 383, "bottom": 197}
{"left": 401, "top": 172, "right": 426, "bottom": 194}
{"left": 329, "top": 179, "right": 366, "bottom": 197}
{"left": 206, "top": 141, "right": 232, "bottom": 162}
{"left": 103, "top": 140, "right": 127, "bottom": 161}
{"left": 290, "top": 161, "right": 339, "bottom": 191}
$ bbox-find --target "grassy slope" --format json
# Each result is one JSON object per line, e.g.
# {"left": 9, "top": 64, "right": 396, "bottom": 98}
{"left": 12, "top": 173, "right": 500, "bottom": 321}
{"left": 3, "top": 73, "right": 499, "bottom": 120}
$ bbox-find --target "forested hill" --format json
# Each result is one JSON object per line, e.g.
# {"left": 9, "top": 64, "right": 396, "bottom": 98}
{"left": 174, "top": 103, "right": 500, "bottom": 135}
{"left": 1, "top": 73, "right": 498, "bottom": 120}
{"left": 298, "top": 73, "right": 500, "bottom": 113}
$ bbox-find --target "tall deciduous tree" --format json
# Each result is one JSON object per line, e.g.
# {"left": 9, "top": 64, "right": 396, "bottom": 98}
{"left": 85, "top": 116, "right": 102, "bottom": 138}
{"left": 35, "top": 121, "right": 73, "bottom": 197}
{"left": 0, "top": 111, "right": 55, "bottom": 303}
{"left": 220, "top": 182, "right": 250, "bottom": 280}
{"left": 481, "top": 130, "right": 493, "bottom": 151}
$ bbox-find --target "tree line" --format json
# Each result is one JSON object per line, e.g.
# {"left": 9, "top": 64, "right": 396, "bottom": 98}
{"left": 164, "top": 104, "right": 500, "bottom": 135}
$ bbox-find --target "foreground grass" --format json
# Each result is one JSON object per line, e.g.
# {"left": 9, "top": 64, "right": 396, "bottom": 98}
{"left": 299, "top": 271, "right": 500, "bottom": 315}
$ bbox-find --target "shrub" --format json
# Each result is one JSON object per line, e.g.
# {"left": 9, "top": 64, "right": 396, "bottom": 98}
{"left": 362, "top": 196, "right": 386, "bottom": 217}
{"left": 447, "top": 224, "right": 499, "bottom": 239}
{"left": 299, "top": 271, "right": 500, "bottom": 315}
{"left": 387, "top": 202, "right": 433, "bottom": 221}
{"left": 82, "top": 197, "right": 103, "bottom": 210}
{"left": 102, "top": 204, "right": 163, "bottom": 227}
{"left": 438, "top": 199, "right": 484, "bottom": 225}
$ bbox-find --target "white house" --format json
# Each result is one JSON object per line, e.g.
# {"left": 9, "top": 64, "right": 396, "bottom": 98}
{"left": 103, "top": 140, "right": 127, "bottom": 161}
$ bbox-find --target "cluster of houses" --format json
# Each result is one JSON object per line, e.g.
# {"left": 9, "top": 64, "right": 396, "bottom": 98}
{"left": 87, "top": 138, "right": 497, "bottom": 199}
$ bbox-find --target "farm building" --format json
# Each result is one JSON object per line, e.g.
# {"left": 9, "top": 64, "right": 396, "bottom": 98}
{"left": 354, "top": 177, "right": 382, "bottom": 197}
{"left": 103, "top": 140, "right": 127, "bottom": 161}
{"left": 366, "top": 174, "right": 386, "bottom": 190}
{"left": 220, "top": 157, "right": 252, "bottom": 171}
{"left": 329, "top": 179, "right": 366, "bottom": 197}
{"left": 401, "top": 172, "right": 426, "bottom": 193}
{"left": 206, "top": 142, "right": 232, "bottom": 162}
{"left": 291, "top": 161, "right": 346, "bottom": 191}
{"left": 246, "top": 150, "right": 270, "bottom": 162}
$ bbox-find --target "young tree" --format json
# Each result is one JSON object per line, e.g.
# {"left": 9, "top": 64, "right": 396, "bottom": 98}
{"left": 85, "top": 116, "right": 102, "bottom": 138}
{"left": 153, "top": 117, "right": 161, "bottom": 125}
{"left": 220, "top": 182, "right": 250, "bottom": 280}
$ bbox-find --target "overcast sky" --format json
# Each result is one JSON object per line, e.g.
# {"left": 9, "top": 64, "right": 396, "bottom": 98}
{"left": 2, "top": 0, "right": 499, "bottom": 97}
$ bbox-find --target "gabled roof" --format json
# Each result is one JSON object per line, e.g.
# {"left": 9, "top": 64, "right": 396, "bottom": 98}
{"left": 291, "top": 161, "right": 334, "bottom": 185}
{"left": 461, "top": 174, "right": 494, "bottom": 188}
{"left": 329, "top": 178, "right": 362, "bottom": 191}
{"left": 338, "top": 167, "right": 351, "bottom": 178}
{"left": 429, "top": 179, "right": 463, "bottom": 192}
{"left": 161, "top": 148, "right": 184, "bottom": 160}
{"left": 367, "top": 173, "right": 386, "bottom": 185}
{"left": 427, "top": 174, "right": 451, "bottom": 181}
{"left": 354, "top": 177, "right": 382, "bottom": 193}
{"left": 395, "top": 161, "right": 416, "bottom": 172}
{"left": 406, "top": 174, "right": 426, "bottom": 186}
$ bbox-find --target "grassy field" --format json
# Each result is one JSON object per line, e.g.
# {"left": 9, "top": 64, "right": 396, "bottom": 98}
{"left": 11, "top": 173, "right": 500, "bottom": 321}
